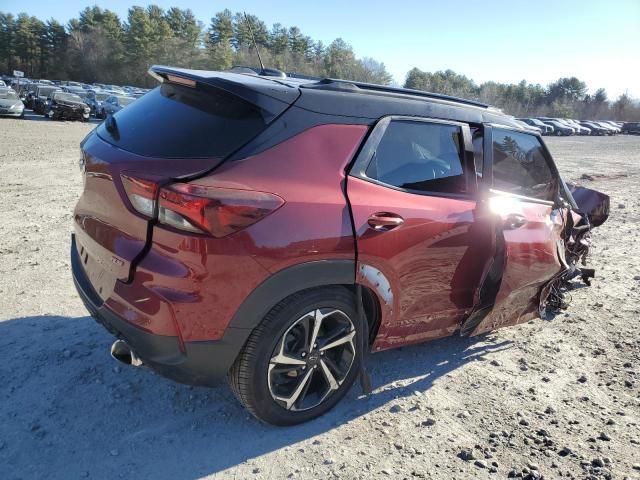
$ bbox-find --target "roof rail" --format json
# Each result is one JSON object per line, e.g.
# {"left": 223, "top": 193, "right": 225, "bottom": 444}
{"left": 285, "top": 72, "right": 322, "bottom": 81}
{"left": 302, "top": 78, "right": 489, "bottom": 108}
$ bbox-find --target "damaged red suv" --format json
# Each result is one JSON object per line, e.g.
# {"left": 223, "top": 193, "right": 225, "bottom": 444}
{"left": 72, "top": 66, "right": 609, "bottom": 425}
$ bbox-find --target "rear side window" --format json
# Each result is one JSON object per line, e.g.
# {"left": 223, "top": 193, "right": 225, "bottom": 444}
{"left": 492, "top": 128, "right": 556, "bottom": 201}
{"left": 365, "top": 120, "right": 466, "bottom": 194}
{"left": 97, "top": 82, "right": 267, "bottom": 159}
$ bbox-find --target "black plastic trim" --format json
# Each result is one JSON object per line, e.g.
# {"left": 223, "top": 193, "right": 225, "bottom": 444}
{"left": 227, "top": 260, "right": 356, "bottom": 330}
{"left": 301, "top": 78, "right": 490, "bottom": 108}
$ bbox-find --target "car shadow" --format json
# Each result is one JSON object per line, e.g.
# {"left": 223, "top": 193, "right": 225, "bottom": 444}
{"left": 0, "top": 314, "right": 512, "bottom": 479}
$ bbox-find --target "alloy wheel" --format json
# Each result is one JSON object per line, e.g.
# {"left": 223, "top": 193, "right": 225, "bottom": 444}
{"left": 268, "top": 308, "right": 356, "bottom": 412}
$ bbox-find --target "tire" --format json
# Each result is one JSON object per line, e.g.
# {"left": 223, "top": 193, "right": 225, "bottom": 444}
{"left": 229, "top": 286, "right": 361, "bottom": 426}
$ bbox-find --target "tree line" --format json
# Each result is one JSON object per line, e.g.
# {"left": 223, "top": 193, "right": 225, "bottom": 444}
{"left": 405, "top": 68, "right": 638, "bottom": 121}
{"left": 0, "top": 6, "right": 392, "bottom": 88}
{"left": 1, "top": 6, "right": 637, "bottom": 120}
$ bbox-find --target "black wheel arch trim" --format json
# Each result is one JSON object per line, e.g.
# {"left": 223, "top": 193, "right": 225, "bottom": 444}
{"left": 228, "top": 259, "right": 356, "bottom": 331}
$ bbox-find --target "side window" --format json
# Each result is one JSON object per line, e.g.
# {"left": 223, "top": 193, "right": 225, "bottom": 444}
{"left": 365, "top": 120, "right": 466, "bottom": 194}
{"left": 492, "top": 128, "right": 556, "bottom": 201}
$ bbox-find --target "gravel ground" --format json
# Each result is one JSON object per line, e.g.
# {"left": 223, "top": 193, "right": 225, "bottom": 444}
{"left": 0, "top": 116, "right": 638, "bottom": 480}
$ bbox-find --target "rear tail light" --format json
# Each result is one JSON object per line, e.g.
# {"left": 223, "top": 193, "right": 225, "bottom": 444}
{"left": 158, "top": 184, "right": 284, "bottom": 237}
{"left": 121, "top": 174, "right": 284, "bottom": 237}
{"left": 121, "top": 174, "right": 158, "bottom": 217}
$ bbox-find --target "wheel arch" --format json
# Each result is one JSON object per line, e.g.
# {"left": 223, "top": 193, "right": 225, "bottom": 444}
{"left": 228, "top": 260, "right": 356, "bottom": 331}
{"left": 223, "top": 260, "right": 382, "bottom": 369}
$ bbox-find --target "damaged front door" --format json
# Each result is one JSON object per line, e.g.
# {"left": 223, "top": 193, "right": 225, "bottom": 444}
{"left": 461, "top": 125, "right": 566, "bottom": 336}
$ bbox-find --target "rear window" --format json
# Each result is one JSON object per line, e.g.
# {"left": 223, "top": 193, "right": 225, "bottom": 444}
{"left": 97, "top": 82, "right": 268, "bottom": 159}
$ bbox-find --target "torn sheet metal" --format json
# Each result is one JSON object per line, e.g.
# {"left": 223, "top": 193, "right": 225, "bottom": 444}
{"left": 461, "top": 185, "right": 609, "bottom": 336}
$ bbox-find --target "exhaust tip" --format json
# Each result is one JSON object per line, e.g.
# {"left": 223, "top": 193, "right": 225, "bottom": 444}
{"left": 110, "top": 339, "right": 143, "bottom": 367}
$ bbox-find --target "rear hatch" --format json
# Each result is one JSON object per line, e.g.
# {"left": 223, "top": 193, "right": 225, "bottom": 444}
{"left": 73, "top": 66, "right": 299, "bottom": 293}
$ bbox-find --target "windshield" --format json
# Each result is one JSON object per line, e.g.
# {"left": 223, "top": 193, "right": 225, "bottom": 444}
{"left": 38, "top": 87, "right": 58, "bottom": 97}
{"left": 118, "top": 96, "right": 135, "bottom": 106}
{"left": 0, "top": 90, "right": 18, "bottom": 100}
{"left": 56, "top": 93, "right": 83, "bottom": 102}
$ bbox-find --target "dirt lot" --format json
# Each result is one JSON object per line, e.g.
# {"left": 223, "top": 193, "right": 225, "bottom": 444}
{"left": 0, "top": 117, "right": 638, "bottom": 480}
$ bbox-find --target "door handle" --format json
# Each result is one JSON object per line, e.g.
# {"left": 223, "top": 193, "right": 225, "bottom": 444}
{"left": 503, "top": 214, "right": 527, "bottom": 230}
{"left": 367, "top": 212, "right": 404, "bottom": 231}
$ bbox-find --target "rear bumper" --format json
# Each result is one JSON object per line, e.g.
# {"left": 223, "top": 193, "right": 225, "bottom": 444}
{"left": 71, "top": 234, "right": 247, "bottom": 386}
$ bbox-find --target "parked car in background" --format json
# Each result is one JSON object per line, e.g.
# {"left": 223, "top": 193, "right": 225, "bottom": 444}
{"left": 579, "top": 121, "right": 609, "bottom": 135}
{"left": 0, "top": 87, "right": 25, "bottom": 118}
{"left": 513, "top": 119, "right": 542, "bottom": 134}
{"left": 539, "top": 119, "right": 574, "bottom": 135}
{"left": 621, "top": 122, "right": 640, "bottom": 134}
{"left": 591, "top": 121, "right": 617, "bottom": 135}
{"left": 16, "top": 81, "right": 35, "bottom": 98}
{"left": 599, "top": 121, "right": 622, "bottom": 133}
{"left": 542, "top": 118, "right": 578, "bottom": 133}
{"left": 130, "top": 89, "right": 149, "bottom": 98}
{"left": 62, "top": 85, "right": 87, "bottom": 95}
{"left": 100, "top": 95, "right": 135, "bottom": 117}
{"left": 31, "top": 85, "right": 61, "bottom": 112}
{"left": 32, "top": 85, "right": 62, "bottom": 115}
{"left": 563, "top": 119, "right": 591, "bottom": 135}
{"left": 0, "top": 80, "right": 5, "bottom": 87}
{"left": 41, "top": 91, "right": 90, "bottom": 121}
{"left": 72, "top": 65, "right": 609, "bottom": 425}
{"left": 60, "top": 80, "right": 84, "bottom": 88}
{"left": 517, "top": 118, "right": 554, "bottom": 135}
{"left": 105, "top": 84, "right": 126, "bottom": 94}
{"left": 84, "top": 90, "right": 110, "bottom": 117}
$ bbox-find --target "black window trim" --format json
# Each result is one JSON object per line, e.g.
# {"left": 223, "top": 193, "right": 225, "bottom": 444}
{"left": 348, "top": 115, "right": 478, "bottom": 200}
{"left": 483, "top": 123, "right": 575, "bottom": 207}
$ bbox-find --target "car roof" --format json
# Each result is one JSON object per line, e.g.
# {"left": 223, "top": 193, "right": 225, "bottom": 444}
{"left": 150, "top": 65, "right": 525, "bottom": 131}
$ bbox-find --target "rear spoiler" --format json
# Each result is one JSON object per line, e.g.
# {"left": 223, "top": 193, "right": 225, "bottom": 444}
{"left": 149, "top": 65, "right": 300, "bottom": 123}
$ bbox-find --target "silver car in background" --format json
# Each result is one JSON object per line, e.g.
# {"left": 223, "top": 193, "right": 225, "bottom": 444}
{"left": 0, "top": 88, "right": 25, "bottom": 118}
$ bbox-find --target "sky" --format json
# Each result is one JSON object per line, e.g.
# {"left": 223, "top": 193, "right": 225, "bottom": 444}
{"left": 3, "top": 0, "right": 639, "bottom": 98}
